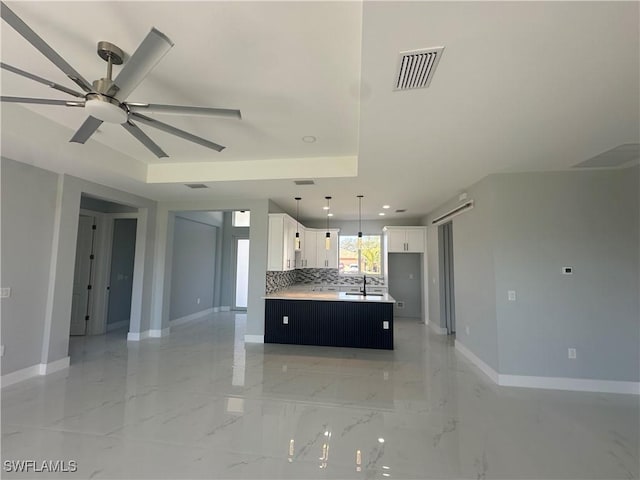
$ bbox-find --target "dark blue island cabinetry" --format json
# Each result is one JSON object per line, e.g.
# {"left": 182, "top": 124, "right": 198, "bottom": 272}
{"left": 264, "top": 296, "right": 394, "bottom": 350}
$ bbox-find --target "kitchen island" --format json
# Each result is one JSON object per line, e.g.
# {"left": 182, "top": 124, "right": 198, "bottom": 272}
{"left": 264, "top": 287, "right": 395, "bottom": 350}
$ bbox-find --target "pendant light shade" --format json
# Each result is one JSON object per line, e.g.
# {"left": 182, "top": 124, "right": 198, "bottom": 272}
{"left": 294, "top": 197, "right": 301, "bottom": 251}
{"left": 325, "top": 196, "right": 332, "bottom": 250}
{"left": 357, "top": 195, "right": 363, "bottom": 250}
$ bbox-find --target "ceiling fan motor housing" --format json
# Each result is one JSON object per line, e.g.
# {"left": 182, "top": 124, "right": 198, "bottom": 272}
{"left": 84, "top": 93, "right": 128, "bottom": 124}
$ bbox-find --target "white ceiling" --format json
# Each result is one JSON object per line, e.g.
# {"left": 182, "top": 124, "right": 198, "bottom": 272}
{"left": 1, "top": 1, "right": 638, "bottom": 221}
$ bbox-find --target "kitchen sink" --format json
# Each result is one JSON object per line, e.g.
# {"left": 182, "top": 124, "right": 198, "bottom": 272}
{"left": 344, "top": 292, "right": 384, "bottom": 297}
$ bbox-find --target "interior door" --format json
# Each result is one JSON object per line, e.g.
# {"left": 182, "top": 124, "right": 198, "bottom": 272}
{"left": 106, "top": 219, "right": 137, "bottom": 330}
{"left": 70, "top": 215, "right": 95, "bottom": 336}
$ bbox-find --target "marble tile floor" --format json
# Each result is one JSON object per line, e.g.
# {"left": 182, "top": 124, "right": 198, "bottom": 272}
{"left": 2, "top": 312, "right": 638, "bottom": 479}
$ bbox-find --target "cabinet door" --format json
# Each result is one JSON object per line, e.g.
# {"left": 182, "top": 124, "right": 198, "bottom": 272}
{"left": 294, "top": 227, "right": 305, "bottom": 268}
{"left": 316, "top": 231, "right": 328, "bottom": 268}
{"left": 405, "top": 229, "right": 425, "bottom": 253}
{"left": 387, "top": 229, "right": 407, "bottom": 253}
{"left": 304, "top": 230, "right": 318, "bottom": 268}
{"left": 268, "top": 215, "right": 285, "bottom": 271}
{"left": 284, "top": 216, "right": 297, "bottom": 270}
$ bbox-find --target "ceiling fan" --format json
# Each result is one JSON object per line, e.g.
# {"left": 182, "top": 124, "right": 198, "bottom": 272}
{"left": 0, "top": 1, "right": 241, "bottom": 158}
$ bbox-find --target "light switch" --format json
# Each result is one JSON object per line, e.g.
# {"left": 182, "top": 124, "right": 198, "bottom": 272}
{"left": 508, "top": 290, "right": 516, "bottom": 301}
{"left": 283, "top": 316, "right": 289, "bottom": 325}
{"left": 0, "top": 288, "right": 11, "bottom": 298}
{"left": 383, "top": 321, "right": 389, "bottom": 330}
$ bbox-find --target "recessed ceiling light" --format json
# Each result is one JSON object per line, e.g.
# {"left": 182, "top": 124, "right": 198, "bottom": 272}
{"left": 378, "top": 212, "right": 385, "bottom": 216}
{"left": 382, "top": 205, "right": 390, "bottom": 209}
{"left": 378, "top": 437, "right": 385, "bottom": 443}
{"left": 302, "top": 136, "right": 317, "bottom": 143}
{"left": 327, "top": 213, "right": 334, "bottom": 217}
{"left": 322, "top": 206, "right": 330, "bottom": 210}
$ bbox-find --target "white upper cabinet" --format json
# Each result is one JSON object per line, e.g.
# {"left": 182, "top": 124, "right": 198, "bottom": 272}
{"left": 383, "top": 226, "right": 426, "bottom": 253}
{"left": 268, "top": 214, "right": 297, "bottom": 271}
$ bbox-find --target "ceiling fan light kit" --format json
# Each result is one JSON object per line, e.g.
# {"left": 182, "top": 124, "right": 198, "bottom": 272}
{"left": 0, "top": 1, "right": 241, "bottom": 157}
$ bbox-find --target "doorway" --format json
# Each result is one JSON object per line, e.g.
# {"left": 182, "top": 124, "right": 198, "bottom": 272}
{"left": 234, "top": 238, "right": 250, "bottom": 310}
{"left": 70, "top": 215, "right": 97, "bottom": 335}
{"left": 106, "top": 219, "right": 137, "bottom": 332}
{"left": 439, "top": 221, "right": 456, "bottom": 334}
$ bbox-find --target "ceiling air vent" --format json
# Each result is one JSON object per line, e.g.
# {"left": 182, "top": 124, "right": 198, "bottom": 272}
{"left": 395, "top": 209, "right": 407, "bottom": 213}
{"left": 185, "top": 183, "right": 208, "bottom": 189}
{"left": 394, "top": 47, "right": 445, "bottom": 91}
{"left": 294, "top": 180, "right": 315, "bottom": 186}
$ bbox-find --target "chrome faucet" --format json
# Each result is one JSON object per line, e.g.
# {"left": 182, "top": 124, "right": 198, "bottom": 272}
{"left": 360, "top": 275, "right": 368, "bottom": 296}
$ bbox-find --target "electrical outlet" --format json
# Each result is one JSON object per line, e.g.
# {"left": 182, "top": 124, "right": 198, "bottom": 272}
{"left": 465, "top": 326, "right": 470, "bottom": 335}
{"left": 383, "top": 321, "right": 389, "bottom": 330}
{"left": 409, "top": 274, "right": 414, "bottom": 280}
{"left": 196, "top": 297, "right": 201, "bottom": 304}
{"left": 0, "top": 288, "right": 11, "bottom": 298}
{"left": 397, "top": 301, "right": 405, "bottom": 309}
{"left": 562, "top": 266, "right": 573, "bottom": 275}
{"left": 568, "top": 348, "right": 577, "bottom": 359}
{"left": 283, "top": 316, "right": 289, "bottom": 325}
{"left": 508, "top": 290, "right": 516, "bottom": 301}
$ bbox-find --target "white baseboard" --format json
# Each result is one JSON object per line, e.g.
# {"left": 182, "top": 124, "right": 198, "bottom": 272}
{"left": 429, "top": 321, "right": 448, "bottom": 335}
{"left": 39, "top": 356, "right": 70, "bottom": 375}
{"left": 106, "top": 320, "right": 129, "bottom": 332}
{"left": 149, "top": 328, "right": 170, "bottom": 338}
{"left": 127, "top": 330, "right": 150, "bottom": 341}
{"left": 455, "top": 340, "right": 640, "bottom": 395}
{"left": 170, "top": 307, "right": 214, "bottom": 327}
{"left": 1, "top": 364, "right": 41, "bottom": 387}
{"left": 454, "top": 340, "right": 499, "bottom": 384}
{"left": 220, "top": 306, "right": 231, "bottom": 312}
{"left": 499, "top": 374, "right": 640, "bottom": 395}
{"left": 244, "top": 334, "right": 264, "bottom": 344}
{"left": 2, "top": 356, "right": 70, "bottom": 388}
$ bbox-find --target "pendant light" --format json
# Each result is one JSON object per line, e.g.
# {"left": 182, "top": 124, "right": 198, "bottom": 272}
{"left": 294, "top": 197, "right": 302, "bottom": 251}
{"left": 357, "top": 195, "right": 364, "bottom": 251}
{"left": 325, "top": 196, "right": 332, "bottom": 250}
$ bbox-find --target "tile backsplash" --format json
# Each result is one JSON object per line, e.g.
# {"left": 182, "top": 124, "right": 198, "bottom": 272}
{"left": 266, "top": 268, "right": 384, "bottom": 294}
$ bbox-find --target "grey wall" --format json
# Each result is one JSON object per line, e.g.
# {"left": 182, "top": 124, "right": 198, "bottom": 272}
{"left": 425, "top": 224, "right": 441, "bottom": 327}
{"left": 1, "top": 157, "right": 157, "bottom": 375}
{"left": 81, "top": 196, "right": 138, "bottom": 213}
{"left": 427, "top": 176, "right": 500, "bottom": 370}
{"left": 170, "top": 217, "right": 217, "bottom": 320}
{"left": 388, "top": 253, "right": 422, "bottom": 318}
{"left": 492, "top": 167, "right": 639, "bottom": 381}
{"left": 426, "top": 166, "right": 639, "bottom": 382}
{"left": 153, "top": 200, "right": 268, "bottom": 338}
{"left": 107, "top": 219, "right": 137, "bottom": 326}
{"left": 1, "top": 158, "right": 57, "bottom": 374}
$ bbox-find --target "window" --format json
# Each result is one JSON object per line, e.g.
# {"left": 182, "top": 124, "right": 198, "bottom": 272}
{"left": 232, "top": 210, "right": 250, "bottom": 227}
{"left": 339, "top": 235, "right": 382, "bottom": 275}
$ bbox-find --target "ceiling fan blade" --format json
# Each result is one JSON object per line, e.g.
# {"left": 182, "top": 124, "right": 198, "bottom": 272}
{"left": 70, "top": 116, "right": 103, "bottom": 144}
{"left": 113, "top": 28, "right": 174, "bottom": 101}
{"left": 1, "top": 95, "right": 84, "bottom": 107}
{"left": 122, "top": 121, "right": 168, "bottom": 158}
{"left": 0, "top": 1, "right": 92, "bottom": 92}
{"left": 127, "top": 103, "right": 242, "bottom": 120}
{"left": 1, "top": 62, "right": 85, "bottom": 98}
{"left": 131, "top": 112, "right": 225, "bottom": 152}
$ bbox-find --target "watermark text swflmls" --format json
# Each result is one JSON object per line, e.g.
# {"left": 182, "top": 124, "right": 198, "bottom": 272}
{"left": 3, "top": 460, "right": 78, "bottom": 473}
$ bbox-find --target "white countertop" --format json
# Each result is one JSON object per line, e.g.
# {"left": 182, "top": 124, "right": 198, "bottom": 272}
{"left": 264, "top": 286, "right": 395, "bottom": 303}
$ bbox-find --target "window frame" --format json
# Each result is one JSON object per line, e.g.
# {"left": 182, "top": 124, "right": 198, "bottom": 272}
{"left": 338, "top": 233, "right": 383, "bottom": 277}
